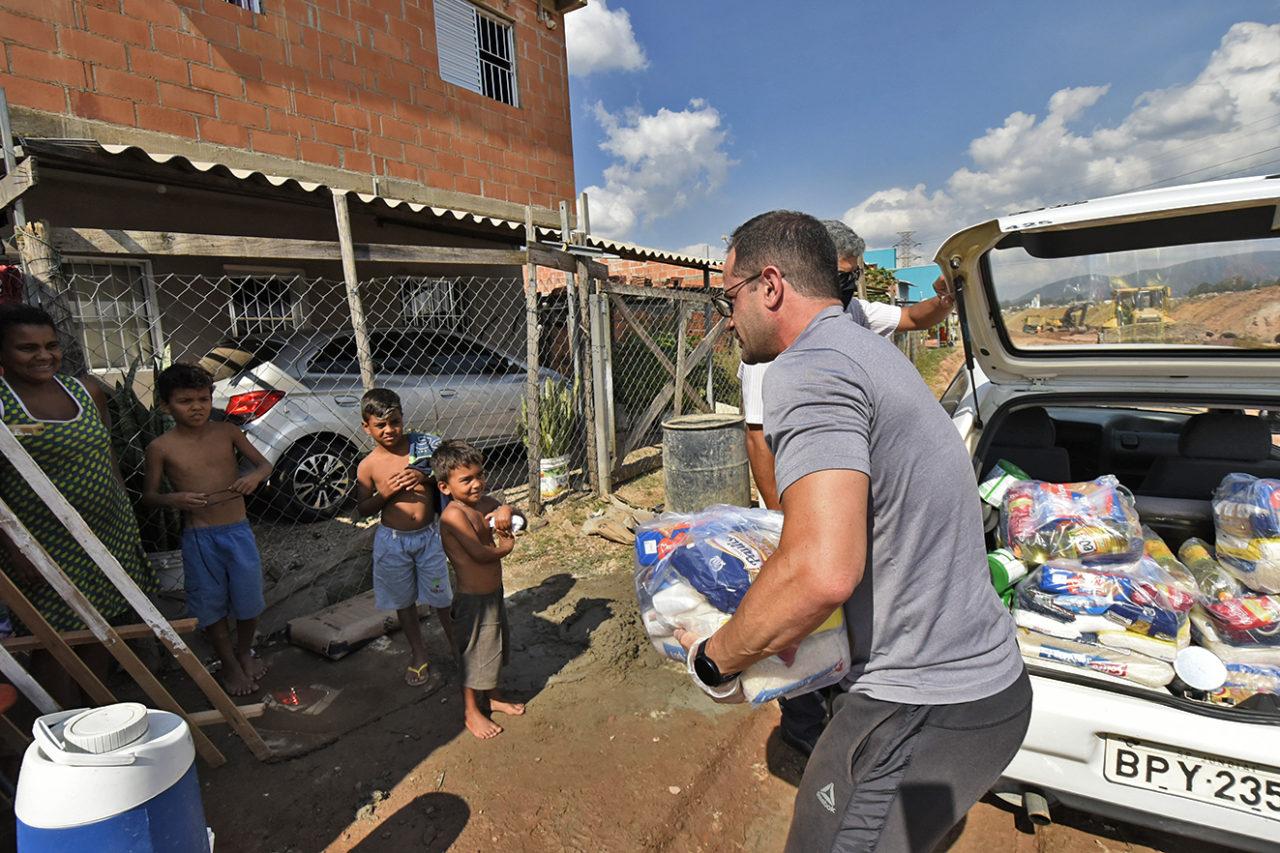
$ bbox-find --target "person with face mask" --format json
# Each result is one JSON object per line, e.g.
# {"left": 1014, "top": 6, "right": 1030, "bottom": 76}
{"left": 683, "top": 211, "right": 1028, "bottom": 853}
{"left": 737, "top": 219, "right": 955, "bottom": 757}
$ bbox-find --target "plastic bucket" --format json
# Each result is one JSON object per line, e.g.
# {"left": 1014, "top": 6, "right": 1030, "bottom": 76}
{"left": 540, "top": 454, "right": 571, "bottom": 500}
{"left": 16, "top": 704, "right": 211, "bottom": 852}
{"left": 661, "top": 414, "right": 751, "bottom": 513}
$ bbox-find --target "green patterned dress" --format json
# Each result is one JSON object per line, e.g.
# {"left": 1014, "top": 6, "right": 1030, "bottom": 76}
{"left": 0, "top": 374, "right": 155, "bottom": 631}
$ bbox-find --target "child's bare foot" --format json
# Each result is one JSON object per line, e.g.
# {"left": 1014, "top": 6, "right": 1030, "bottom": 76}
{"left": 240, "top": 652, "right": 268, "bottom": 682}
{"left": 465, "top": 708, "right": 503, "bottom": 739}
{"left": 220, "top": 662, "right": 258, "bottom": 697}
{"left": 490, "top": 698, "right": 525, "bottom": 716}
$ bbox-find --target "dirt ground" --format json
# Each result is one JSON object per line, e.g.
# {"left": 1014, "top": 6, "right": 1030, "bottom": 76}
{"left": 173, "top": 474, "right": 1236, "bottom": 853}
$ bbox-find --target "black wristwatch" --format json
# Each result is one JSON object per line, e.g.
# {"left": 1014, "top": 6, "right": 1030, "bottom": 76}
{"left": 693, "top": 639, "right": 738, "bottom": 688}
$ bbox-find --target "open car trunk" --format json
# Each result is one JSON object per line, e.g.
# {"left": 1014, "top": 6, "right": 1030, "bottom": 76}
{"left": 974, "top": 397, "right": 1280, "bottom": 725}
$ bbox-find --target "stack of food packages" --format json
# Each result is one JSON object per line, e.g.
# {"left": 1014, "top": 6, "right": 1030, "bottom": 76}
{"left": 994, "top": 473, "right": 1280, "bottom": 704}
{"left": 632, "top": 505, "right": 851, "bottom": 705}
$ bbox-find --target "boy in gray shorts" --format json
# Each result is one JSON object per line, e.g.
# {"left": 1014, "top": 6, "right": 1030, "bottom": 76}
{"left": 354, "top": 389, "right": 453, "bottom": 687}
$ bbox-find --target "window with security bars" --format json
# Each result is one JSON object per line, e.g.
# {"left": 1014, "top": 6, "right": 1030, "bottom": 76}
{"left": 226, "top": 272, "right": 301, "bottom": 336}
{"left": 434, "top": 0, "right": 519, "bottom": 107}
{"left": 62, "top": 258, "right": 161, "bottom": 371}
{"left": 401, "top": 276, "right": 463, "bottom": 327}
{"left": 225, "top": 0, "right": 263, "bottom": 12}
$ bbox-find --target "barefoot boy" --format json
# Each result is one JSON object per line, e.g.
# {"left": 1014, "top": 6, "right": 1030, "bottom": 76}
{"left": 354, "top": 388, "right": 453, "bottom": 688}
{"left": 434, "top": 440, "right": 526, "bottom": 739}
{"left": 143, "top": 364, "right": 273, "bottom": 696}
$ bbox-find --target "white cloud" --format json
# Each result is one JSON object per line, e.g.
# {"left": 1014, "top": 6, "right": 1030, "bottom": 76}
{"left": 582, "top": 99, "right": 735, "bottom": 240}
{"left": 565, "top": 0, "right": 647, "bottom": 77}
{"left": 675, "top": 241, "right": 725, "bottom": 260}
{"left": 843, "top": 22, "right": 1280, "bottom": 252}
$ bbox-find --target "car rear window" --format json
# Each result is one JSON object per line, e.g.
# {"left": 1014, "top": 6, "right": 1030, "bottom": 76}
{"left": 987, "top": 218, "right": 1280, "bottom": 352}
{"left": 199, "top": 337, "right": 285, "bottom": 381}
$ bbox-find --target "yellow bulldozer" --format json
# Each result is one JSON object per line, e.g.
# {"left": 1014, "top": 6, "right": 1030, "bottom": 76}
{"left": 1100, "top": 276, "right": 1172, "bottom": 342}
{"left": 1021, "top": 302, "right": 1092, "bottom": 335}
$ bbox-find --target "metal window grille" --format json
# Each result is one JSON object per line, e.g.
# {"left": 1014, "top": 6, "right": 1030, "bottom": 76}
{"left": 434, "top": 0, "right": 518, "bottom": 107}
{"left": 62, "top": 258, "right": 161, "bottom": 371}
{"left": 227, "top": 274, "right": 301, "bottom": 336}
{"left": 225, "top": 0, "right": 263, "bottom": 12}
{"left": 401, "top": 276, "right": 463, "bottom": 327}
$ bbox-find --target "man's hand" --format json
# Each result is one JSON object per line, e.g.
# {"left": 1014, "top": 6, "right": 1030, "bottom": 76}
{"left": 486, "top": 504, "right": 515, "bottom": 537}
{"left": 169, "top": 492, "right": 209, "bottom": 511}
{"left": 673, "top": 628, "right": 745, "bottom": 705}
{"left": 933, "top": 275, "right": 955, "bottom": 308}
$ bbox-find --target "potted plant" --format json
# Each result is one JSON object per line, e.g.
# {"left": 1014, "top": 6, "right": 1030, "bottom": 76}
{"left": 521, "top": 377, "right": 578, "bottom": 500}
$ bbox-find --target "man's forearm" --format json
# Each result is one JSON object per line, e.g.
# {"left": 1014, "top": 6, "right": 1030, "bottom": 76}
{"left": 901, "top": 295, "right": 953, "bottom": 332}
{"left": 744, "top": 426, "right": 780, "bottom": 510}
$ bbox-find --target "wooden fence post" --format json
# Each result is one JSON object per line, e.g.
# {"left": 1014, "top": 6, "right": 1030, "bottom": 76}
{"left": 332, "top": 190, "right": 377, "bottom": 391}
{"left": 587, "top": 288, "right": 611, "bottom": 496}
{"left": 674, "top": 303, "right": 688, "bottom": 417}
{"left": 524, "top": 207, "right": 543, "bottom": 516}
{"left": 575, "top": 260, "right": 599, "bottom": 495}
{"left": 703, "top": 268, "right": 714, "bottom": 408}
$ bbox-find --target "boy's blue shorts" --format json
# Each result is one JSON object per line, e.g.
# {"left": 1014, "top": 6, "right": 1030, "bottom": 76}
{"left": 181, "top": 520, "right": 266, "bottom": 629}
{"left": 372, "top": 523, "right": 452, "bottom": 611}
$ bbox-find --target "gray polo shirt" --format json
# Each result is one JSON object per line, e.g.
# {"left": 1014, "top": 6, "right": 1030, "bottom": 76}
{"left": 764, "top": 305, "right": 1022, "bottom": 705}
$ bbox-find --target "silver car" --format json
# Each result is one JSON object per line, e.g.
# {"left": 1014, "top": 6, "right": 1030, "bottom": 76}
{"left": 200, "top": 326, "right": 545, "bottom": 520}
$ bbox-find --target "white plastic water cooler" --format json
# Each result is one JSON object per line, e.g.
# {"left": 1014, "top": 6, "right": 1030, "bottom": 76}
{"left": 15, "top": 703, "right": 213, "bottom": 852}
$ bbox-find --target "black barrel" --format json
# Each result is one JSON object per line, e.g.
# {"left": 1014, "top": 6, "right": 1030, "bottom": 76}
{"left": 661, "top": 413, "right": 751, "bottom": 513}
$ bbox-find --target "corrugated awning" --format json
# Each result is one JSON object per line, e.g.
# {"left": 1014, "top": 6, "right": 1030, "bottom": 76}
{"left": 18, "top": 138, "right": 721, "bottom": 270}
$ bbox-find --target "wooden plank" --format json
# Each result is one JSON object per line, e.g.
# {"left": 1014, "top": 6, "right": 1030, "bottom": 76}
{"left": 0, "top": 713, "right": 31, "bottom": 753}
{"left": 2, "top": 619, "right": 198, "bottom": 653}
{"left": 619, "top": 317, "right": 729, "bottom": 458}
{"left": 48, "top": 227, "right": 530, "bottom": 266}
{"left": 674, "top": 303, "right": 688, "bottom": 418}
{"left": 189, "top": 702, "right": 265, "bottom": 727}
{"left": 0, "top": 527, "right": 117, "bottom": 707}
{"left": 608, "top": 295, "right": 709, "bottom": 415}
{"left": 524, "top": 207, "right": 543, "bottom": 517}
{"left": 0, "top": 157, "right": 36, "bottom": 210}
{"left": 602, "top": 281, "right": 713, "bottom": 304}
{"left": 0, "top": 493, "right": 226, "bottom": 765}
{"left": 0, "top": 425, "right": 263, "bottom": 764}
{"left": 0, "top": 641, "right": 58, "bottom": 715}
{"left": 576, "top": 262, "right": 599, "bottom": 495}
{"left": 332, "top": 191, "right": 376, "bottom": 391}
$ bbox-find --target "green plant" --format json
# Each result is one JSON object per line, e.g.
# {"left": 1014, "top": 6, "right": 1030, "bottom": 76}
{"left": 107, "top": 356, "right": 182, "bottom": 553}
{"left": 520, "top": 377, "right": 579, "bottom": 459}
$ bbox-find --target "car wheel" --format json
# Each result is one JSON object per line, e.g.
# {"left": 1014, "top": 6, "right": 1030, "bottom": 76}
{"left": 269, "top": 437, "right": 358, "bottom": 522}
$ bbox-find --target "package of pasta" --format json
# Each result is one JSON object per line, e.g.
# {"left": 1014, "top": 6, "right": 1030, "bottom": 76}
{"left": 1012, "top": 557, "right": 1193, "bottom": 661}
{"left": 1000, "top": 476, "right": 1142, "bottom": 567}
{"left": 1016, "top": 628, "right": 1174, "bottom": 688}
{"left": 1213, "top": 473, "right": 1280, "bottom": 594}
{"left": 634, "top": 505, "right": 851, "bottom": 704}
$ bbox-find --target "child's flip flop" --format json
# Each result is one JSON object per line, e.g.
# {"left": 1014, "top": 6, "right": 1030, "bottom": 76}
{"left": 405, "top": 663, "right": 431, "bottom": 687}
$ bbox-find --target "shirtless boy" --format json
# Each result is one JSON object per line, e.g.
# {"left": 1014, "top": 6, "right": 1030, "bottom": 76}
{"left": 434, "top": 440, "right": 525, "bottom": 739}
{"left": 143, "top": 364, "right": 273, "bottom": 696}
{"left": 354, "top": 388, "right": 454, "bottom": 688}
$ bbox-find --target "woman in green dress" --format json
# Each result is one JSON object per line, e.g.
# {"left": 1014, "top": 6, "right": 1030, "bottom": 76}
{"left": 0, "top": 304, "right": 156, "bottom": 706}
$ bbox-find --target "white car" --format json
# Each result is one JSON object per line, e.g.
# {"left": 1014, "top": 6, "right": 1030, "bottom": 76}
{"left": 938, "top": 174, "right": 1280, "bottom": 851}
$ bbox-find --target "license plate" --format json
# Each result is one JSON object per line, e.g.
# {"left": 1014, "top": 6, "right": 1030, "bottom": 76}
{"left": 1104, "top": 738, "right": 1280, "bottom": 819}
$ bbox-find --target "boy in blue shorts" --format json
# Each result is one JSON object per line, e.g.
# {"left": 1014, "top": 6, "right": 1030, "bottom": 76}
{"left": 143, "top": 364, "right": 274, "bottom": 696}
{"left": 354, "top": 388, "right": 455, "bottom": 687}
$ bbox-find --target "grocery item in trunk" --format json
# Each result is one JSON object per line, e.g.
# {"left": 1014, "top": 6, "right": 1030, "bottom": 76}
{"left": 1000, "top": 476, "right": 1142, "bottom": 566}
{"left": 1213, "top": 473, "right": 1280, "bottom": 594}
{"left": 634, "top": 505, "right": 851, "bottom": 705}
{"left": 1141, "top": 526, "right": 1198, "bottom": 593}
{"left": 1208, "top": 662, "right": 1280, "bottom": 705}
{"left": 1017, "top": 628, "right": 1174, "bottom": 688}
{"left": 979, "top": 459, "right": 1030, "bottom": 507}
{"left": 1177, "top": 538, "right": 1245, "bottom": 602}
{"left": 1189, "top": 606, "right": 1280, "bottom": 667}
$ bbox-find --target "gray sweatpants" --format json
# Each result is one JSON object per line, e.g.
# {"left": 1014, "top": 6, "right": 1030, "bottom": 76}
{"left": 785, "top": 668, "right": 1032, "bottom": 853}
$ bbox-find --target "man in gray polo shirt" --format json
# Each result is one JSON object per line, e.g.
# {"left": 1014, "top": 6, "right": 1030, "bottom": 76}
{"left": 676, "top": 210, "right": 1029, "bottom": 852}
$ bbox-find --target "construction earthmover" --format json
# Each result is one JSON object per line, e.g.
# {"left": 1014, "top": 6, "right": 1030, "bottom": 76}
{"left": 1101, "top": 276, "right": 1172, "bottom": 342}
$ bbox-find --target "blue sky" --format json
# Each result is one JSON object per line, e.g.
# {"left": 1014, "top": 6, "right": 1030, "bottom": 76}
{"left": 564, "top": 2, "right": 1280, "bottom": 259}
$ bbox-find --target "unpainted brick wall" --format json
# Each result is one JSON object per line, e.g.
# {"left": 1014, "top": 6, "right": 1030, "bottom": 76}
{"left": 0, "top": 0, "right": 575, "bottom": 209}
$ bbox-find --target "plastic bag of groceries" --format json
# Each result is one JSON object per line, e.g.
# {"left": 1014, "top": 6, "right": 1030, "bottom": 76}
{"left": 1142, "top": 526, "right": 1199, "bottom": 594}
{"left": 1213, "top": 473, "right": 1280, "bottom": 594}
{"left": 1012, "top": 557, "right": 1193, "bottom": 662}
{"left": 1208, "top": 663, "right": 1280, "bottom": 705}
{"left": 633, "top": 505, "right": 851, "bottom": 705}
{"left": 1015, "top": 629, "right": 1174, "bottom": 689}
{"left": 1178, "top": 538, "right": 1280, "bottom": 651}
{"left": 1000, "top": 476, "right": 1142, "bottom": 567}
{"left": 1189, "top": 608, "right": 1280, "bottom": 666}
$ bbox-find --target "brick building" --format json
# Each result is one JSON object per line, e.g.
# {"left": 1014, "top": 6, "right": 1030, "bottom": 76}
{"left": 0, "top": 0, "right": 580, "bottom": 214}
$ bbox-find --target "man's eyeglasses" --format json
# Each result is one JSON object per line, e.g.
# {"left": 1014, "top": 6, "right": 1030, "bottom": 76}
{"left": 712, "top": 270, "right": 767, "bottom": 318}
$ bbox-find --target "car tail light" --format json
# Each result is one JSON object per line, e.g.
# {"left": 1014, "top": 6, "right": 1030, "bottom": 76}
{"left": 225, "top": 390, "right": 285, "bottom": 421}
